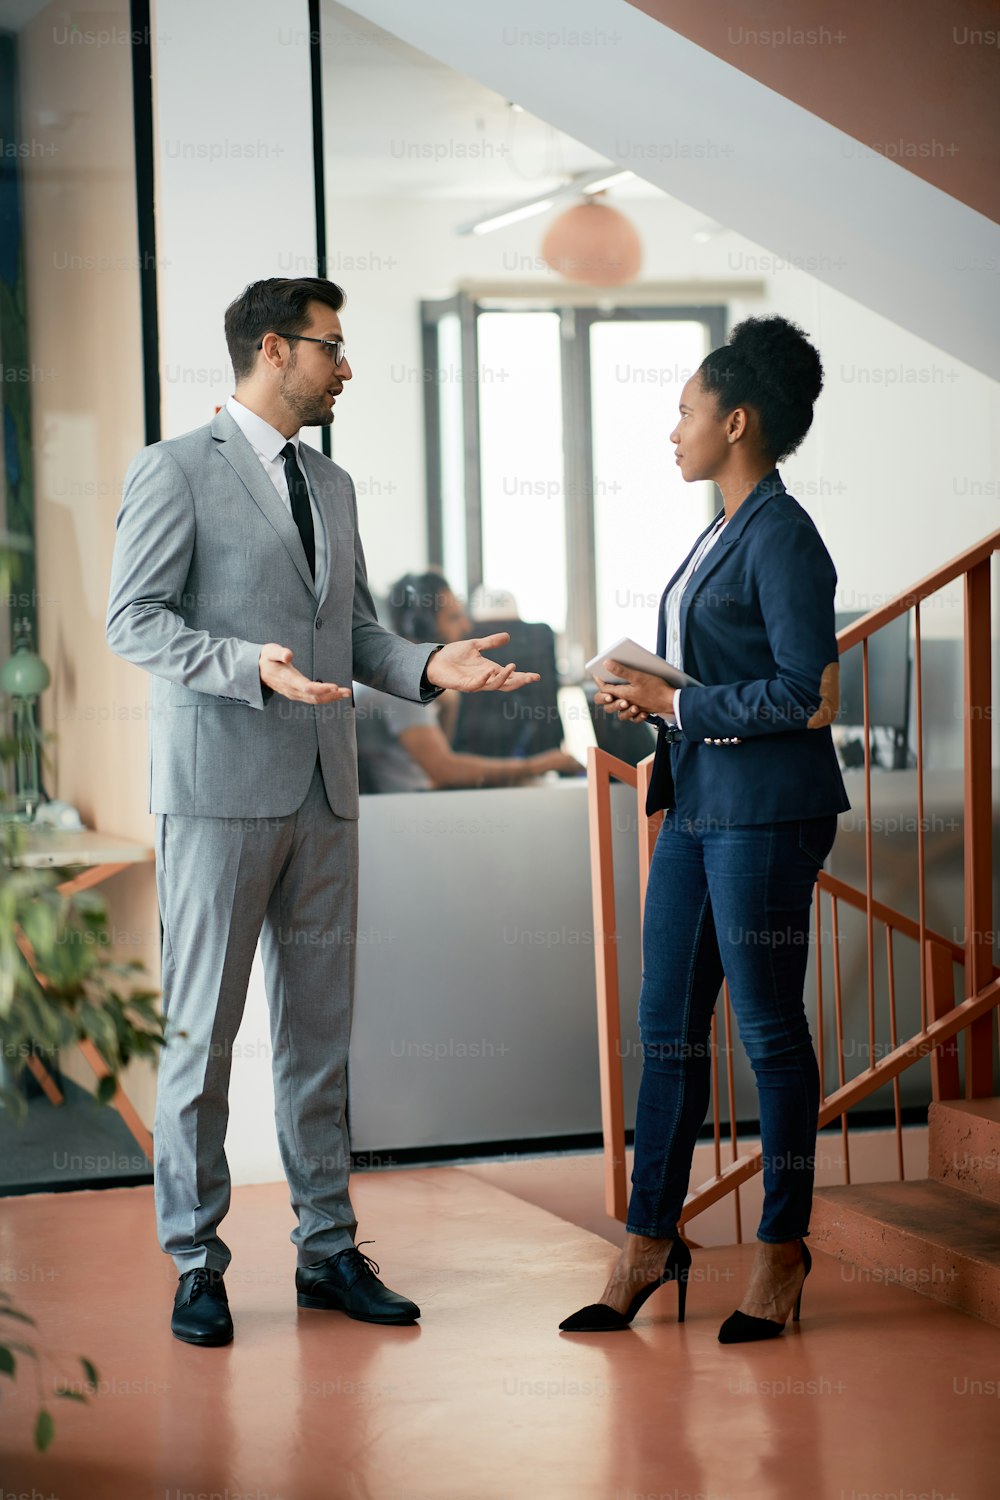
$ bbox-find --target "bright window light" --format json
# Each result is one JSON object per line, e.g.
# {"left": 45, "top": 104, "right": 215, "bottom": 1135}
{"left": 477, "top": 311, "right": 567, "bottom": 633}
{"left": 590, "top": 319, "right": 714, "bottom": 653}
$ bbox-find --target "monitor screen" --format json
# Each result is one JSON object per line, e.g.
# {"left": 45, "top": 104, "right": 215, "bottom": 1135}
{"left": 835, "top": 609, "right": 910, "bottom": 733}
{"left": 451, "top": 619, "right": 564, "bottom": 758}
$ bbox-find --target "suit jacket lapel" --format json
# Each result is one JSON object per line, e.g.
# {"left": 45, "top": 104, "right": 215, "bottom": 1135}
{"left": 210, "top": 409, "right": 315, "bottom": 595}
{"left": 298, "top": 442, "right": 342, "bottom": 607}
{"left": 677, "top": 470, "right": 785, "bottom": 660}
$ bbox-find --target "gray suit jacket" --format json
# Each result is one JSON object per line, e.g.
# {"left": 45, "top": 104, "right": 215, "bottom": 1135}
{"left": 106, "top": 408, "right": 437, "bottom": 818}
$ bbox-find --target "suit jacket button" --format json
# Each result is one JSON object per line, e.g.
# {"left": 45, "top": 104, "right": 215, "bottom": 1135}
{"left": 315, "top": 617, "right": 323, "bottom": 630}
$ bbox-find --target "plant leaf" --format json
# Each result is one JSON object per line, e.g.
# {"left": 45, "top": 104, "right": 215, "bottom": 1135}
{"left": 96, "top": 1074, "right": 117, "bottom": 1105}
{"left": 34, "top": 1407, "right": 54, "bottom": 1451}
{"left": 0, "top": 1344, "right": 15, "bottom": 1377}
{"left": 80, "top": 1357, "right": 98, "bottom": 1390}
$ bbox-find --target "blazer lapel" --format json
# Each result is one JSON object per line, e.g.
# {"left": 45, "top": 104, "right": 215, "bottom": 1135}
{"left": 298, "top": 442, "right": 342, "bottom": 607}
{"left": 210, "top": 409, "right": 315, "bottom": 595}
{"left": 678, "top": 470, "right": 785, "bottom": 659}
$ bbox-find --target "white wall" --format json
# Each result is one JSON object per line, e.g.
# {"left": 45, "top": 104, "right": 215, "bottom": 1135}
{"left": 152, "top": 0, "right": 318, "bottom": 443}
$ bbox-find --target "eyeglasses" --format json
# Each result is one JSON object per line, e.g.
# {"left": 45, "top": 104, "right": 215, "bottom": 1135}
{"left": 259, "top": 332, "right": 348, "bottom": 366}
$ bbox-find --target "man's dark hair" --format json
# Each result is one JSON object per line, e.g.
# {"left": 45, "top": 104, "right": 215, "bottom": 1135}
{"left": 697, "top": 315, "right": 824, "bottom": 463}
{"left": 224, "top": 277, "right": 346, "bottom": 382}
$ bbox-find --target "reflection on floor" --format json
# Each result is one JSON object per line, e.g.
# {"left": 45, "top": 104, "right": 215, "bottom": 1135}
{"left": 0, "top": 1166, "right": 994, "bottom": 1500}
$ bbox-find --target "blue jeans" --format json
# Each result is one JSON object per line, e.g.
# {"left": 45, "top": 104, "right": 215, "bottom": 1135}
{"left": 626, "top": 810, "right": 839, "bottom": 1244}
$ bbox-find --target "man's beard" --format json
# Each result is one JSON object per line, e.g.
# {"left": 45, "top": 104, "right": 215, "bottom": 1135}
{"left": 281, "top": 370, "right": 334, "bottom": 427}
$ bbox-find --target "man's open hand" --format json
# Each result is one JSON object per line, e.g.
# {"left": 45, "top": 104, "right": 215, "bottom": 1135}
{"left": 425, "top": 632, "right": 541, "bottom": 693}
{"left": 259, "top": 643, "right": 352, "bottom": 704}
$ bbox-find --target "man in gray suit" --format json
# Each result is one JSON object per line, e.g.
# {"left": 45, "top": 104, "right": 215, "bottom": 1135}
{"left": 107, "top": 277, "right": 538, "bottom": 1346}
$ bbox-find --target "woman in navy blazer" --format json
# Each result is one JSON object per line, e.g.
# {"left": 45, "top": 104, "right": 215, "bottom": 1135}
{"left": 561, "top": 316, "right": 850, "bottom": 1343}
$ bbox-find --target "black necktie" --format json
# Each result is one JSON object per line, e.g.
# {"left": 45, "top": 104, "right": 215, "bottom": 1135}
{"left": 281, "top": 442, "right": 316, "bottom": 580}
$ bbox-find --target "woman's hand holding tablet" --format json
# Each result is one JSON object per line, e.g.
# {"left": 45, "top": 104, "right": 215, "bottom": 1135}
{"left": 585, "top": 637, "right": 701, "bottom": 722}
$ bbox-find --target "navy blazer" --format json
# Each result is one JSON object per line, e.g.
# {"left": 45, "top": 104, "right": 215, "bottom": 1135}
{"left": 645, "top": 469, "right": 851, "bottom": 825}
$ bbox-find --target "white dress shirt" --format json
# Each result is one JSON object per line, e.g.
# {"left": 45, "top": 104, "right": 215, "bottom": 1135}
{"left": 662, "top": 512, "right": 729, "bottom": 729}
{"left": 226, "top": 396, "right": 329, "bottom": 600}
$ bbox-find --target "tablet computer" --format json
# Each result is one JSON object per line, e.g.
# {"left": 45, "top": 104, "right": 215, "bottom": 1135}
{"left": 585, "top": 637, "right": 702, "bottom": 689}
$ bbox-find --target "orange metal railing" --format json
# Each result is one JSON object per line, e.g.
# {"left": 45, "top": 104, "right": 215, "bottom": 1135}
{"left": 588, "top": 527, "right": 1000, "bottom": 1235}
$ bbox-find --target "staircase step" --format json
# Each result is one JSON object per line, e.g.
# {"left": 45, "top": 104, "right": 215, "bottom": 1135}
{"left": 928, "top": 1097, "right": 1000, "bottom": 1204}
{"left": 811, "top": 1178, "right": 1000, "bottom": 1326}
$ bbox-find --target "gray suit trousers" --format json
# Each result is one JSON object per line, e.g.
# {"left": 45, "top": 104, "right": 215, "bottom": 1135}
{"left": 154, "top": 758, "right": 359, "bottom": 1272}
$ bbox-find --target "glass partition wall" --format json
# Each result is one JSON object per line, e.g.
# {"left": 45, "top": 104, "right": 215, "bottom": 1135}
{"left": 0, "top": 0, "right": 155, "bottom": 1193}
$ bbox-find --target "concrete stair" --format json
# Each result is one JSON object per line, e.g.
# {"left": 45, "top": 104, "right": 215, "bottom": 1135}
{"left": 927, "top": 1096, "right": 1000, "bottom": 1205}
{"left": 811, "top": 1098, "right": 1000, "bottom": 1326}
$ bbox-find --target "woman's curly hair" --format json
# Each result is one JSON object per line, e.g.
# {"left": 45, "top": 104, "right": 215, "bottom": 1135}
{"left": 697, "top": 315, "right": 824, "bottom": 463}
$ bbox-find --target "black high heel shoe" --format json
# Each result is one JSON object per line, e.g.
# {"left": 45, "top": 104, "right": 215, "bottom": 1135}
{"left": 717, "top": 1238, "right": 812, "bottom": 1344}
{"left": 559, "top": 1237, "right": 692, "bottom": 1332}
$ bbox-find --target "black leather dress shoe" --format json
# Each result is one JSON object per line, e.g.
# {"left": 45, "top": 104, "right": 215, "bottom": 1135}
{"left": 296, "top": 1242, "right": 420, "bottom": 1324}
{"left": 170, "top": 1267, "right": 234, "bottom": 1346}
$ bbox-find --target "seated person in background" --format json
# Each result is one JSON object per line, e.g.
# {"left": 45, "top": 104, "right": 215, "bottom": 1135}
{"left": 354, "top": 570, "right": 582, "bottom": 792}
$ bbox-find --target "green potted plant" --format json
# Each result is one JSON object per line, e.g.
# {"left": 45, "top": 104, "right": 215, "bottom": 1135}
{"left": 0, "top": 819, "right": 165, "bottom": 1448}
{"left": 0, "top": 545, "right": 165, "bottom": 1450}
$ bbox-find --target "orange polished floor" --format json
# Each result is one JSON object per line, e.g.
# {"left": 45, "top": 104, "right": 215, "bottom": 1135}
{"left": 1, "top": 1166, "right": 996, "bottom": 1500}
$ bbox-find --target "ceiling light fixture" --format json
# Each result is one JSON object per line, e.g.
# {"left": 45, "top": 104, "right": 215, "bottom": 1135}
{"left": 465, "top": 195, "right": 558, "bottom": 236}
{"left": 457, "top": 167, "right": 634, "bottom": 236}
{"left": 542, "top": 198, "right": 642, "bottom": 286}
{"left": 579, "top": 170, "right": 634, "bottom": 196}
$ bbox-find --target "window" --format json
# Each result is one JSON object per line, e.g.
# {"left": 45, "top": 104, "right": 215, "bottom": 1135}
{"left": 422, "top": 296, "right": 726, "bottom": 674}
